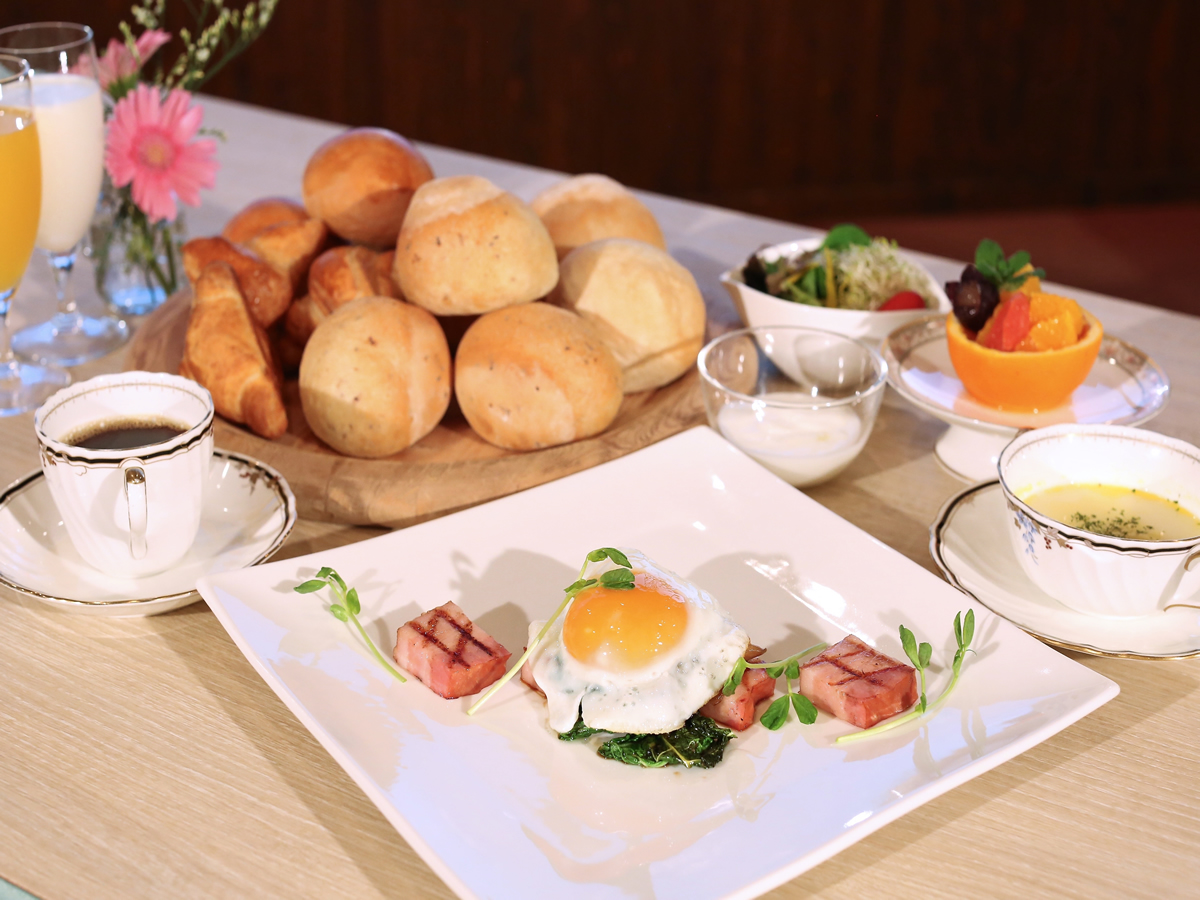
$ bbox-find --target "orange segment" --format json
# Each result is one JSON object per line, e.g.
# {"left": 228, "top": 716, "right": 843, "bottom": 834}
{"left": 1002, "top": 263, "right": 1042, "bottom": 299}
{"left": 563, "top": 575, "right": 688, "bottom": 671}
{"left": 946, "top": 310, "right": 1103, "bottom": 412}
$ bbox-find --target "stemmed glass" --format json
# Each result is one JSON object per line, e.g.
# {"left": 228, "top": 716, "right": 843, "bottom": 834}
{"left": 0, "top": 23, "right": 128, "bottom": 367}
{"left": 0, "top": 55, "right": 71, "bottom": 415}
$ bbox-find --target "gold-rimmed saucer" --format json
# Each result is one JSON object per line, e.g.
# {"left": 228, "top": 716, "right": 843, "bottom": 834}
{"left": 0, "top": 450, "right": 296, "bottom": 617}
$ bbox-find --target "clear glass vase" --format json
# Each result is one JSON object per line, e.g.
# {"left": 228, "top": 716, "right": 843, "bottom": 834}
{"left": 88, "top": 179, "right": 185, "bottom": 317}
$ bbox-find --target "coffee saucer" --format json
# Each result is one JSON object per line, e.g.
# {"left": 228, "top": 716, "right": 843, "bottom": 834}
{"left": 930, "top": 480, "right": 1200, "bottom": 659}
{"left": 0, "top": 450, "right": 296, "bottom": 617}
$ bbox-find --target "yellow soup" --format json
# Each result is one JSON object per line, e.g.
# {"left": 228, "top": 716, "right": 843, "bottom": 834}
{"left": 0, "top": 107, "right": 41, "bottom": 294}
{"left": 1022, "top": 483, "right": 1200, "bottom": 541}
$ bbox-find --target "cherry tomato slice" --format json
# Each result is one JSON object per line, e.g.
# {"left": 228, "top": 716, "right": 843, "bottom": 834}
{"left": 878, "top": 291, "right": 926, "bottom": 311}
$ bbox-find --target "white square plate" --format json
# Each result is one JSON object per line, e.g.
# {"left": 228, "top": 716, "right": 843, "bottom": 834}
{"left": 198, "top": 426, "right": 1117, "bottom": 900}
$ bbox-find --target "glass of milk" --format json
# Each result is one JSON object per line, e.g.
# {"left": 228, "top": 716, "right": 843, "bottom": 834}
{"left": 698, "top": 326, "right": 888, "bottom": 488}
{"left": 0, "top": 23, "right": 128, "bottom": 367}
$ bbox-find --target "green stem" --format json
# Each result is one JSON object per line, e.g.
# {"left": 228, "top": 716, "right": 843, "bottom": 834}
{"left": 347, "top": 612, "right": 407, "bottom": 683}
{"left": 745, "top": 642, "right": 828, "bottom": 671}
{"left": 467, "top": 556, "right": 590, "bottom": 716}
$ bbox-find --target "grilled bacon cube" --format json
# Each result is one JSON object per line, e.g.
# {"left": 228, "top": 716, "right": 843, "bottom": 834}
{"left": 393, "top": 601, "right": 511, "bottom": 699}
{"left": 698, "top": 667, "right": 777, "bottom": 731}
{"left": 799, "top": 635, "right": 918, "bottom": 729}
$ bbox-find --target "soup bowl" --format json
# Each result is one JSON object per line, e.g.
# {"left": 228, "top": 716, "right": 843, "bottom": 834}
{"left": 997, "top": 424, "right": 1200, "bottom": 617}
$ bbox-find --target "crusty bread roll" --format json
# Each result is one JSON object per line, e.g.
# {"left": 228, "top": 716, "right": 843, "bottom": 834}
{"left": 221, "top": 197, "right": 309, "bottom": 245}
{"left": 550, "top": 239, "right": 705, "bottom": 393}
{"left": 455, "top": 303, "right": 623, "bottom": 450}
{"left": 284, "top": 246, "right": 401, "bottom": 345}
{"left": 180, "top": 262, "right": 287, "bottom": 439}
{"left": 182, "top": 236, "right": 293, "bottom": 329}
{"left": 302, "top": 128, "right": 434, "bottom": 249}
{"left": 299, "top": 296, "right": 451, "bottom": 458}
{"left": 393, "top": 175, "right": 559, "bottom": 316}
{"left": 531, "top": 174, "right": 666, "bottom": 259}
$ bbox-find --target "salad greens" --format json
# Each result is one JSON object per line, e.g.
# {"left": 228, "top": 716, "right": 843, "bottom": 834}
{"left": 742, "top": 222, "right": 935, "bottom": 311}
{"left": 467, "top": 547, "right": 634, "bottom": 717}
{"left": 294, "top": 567, "right": 408, "bottom": 684}
{"left": 836, "top": 610, "right": 976, "bottom": 744}
{"left": 559, "top": 714, "right": 734, "bottom": 769}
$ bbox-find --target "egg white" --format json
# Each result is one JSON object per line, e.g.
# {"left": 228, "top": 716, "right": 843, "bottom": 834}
{"left": 528, "top": 549, "right": 748, "bottom": 734}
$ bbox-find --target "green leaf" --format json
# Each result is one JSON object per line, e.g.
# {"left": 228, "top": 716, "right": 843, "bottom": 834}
{"left": 587, "top": 547, "right": 632, "bottom": 569}
{"left": 330, "top": 605, "right": 349, "bottom": 622}
{"left": 785, "top": 659, "right": 800, "bottom": 681}
{"left": 723, "top": 657, "right": 748, "bottom": 695}
{"left": 766, "top": 663, "right": 786, "bottom": 679}
{"left": 820, "top": 223, "right": 871, "bottom": 252}
{"left": 346, "top": 587, "right": 361, "bottom": 616}
{"left": 315, "top": 566, "right": 334, "bottom": 579}
{"left": 597, "top": 716, "right": 734, "bottom": 769}
{"left": 558, "top": 716, "right": 608, "bottom": 741}
{"left": 954, "top": 611, "right": 963, "bottom": 647}
{"left": 975, "top": 239, "right": 1005, "bottom": 271}
{"left": 294, "top": 579, "right": 327, "bottom": 594}
{"left": 330, "top": 571, "right": 348, "bottom": 593}
{"left": 963, "top": 608, "right": 975, "bottom": 648}
{"left": 564, "top": 577, "right": 597, "bottom": 596}
{"left": 900, "top": 625, "right": 920, "bottom": 669}
{"left": 1007, "top": 249, "right": 1031, "bottom": 273}
{"left": 760, "top": 696, "right": 791, "bottom": 730}
{"left": 599, "top": 568, "right": 636, "bottom": 589}
{"left": 918, "top": 642, "right": 933, "bottom": 668}
{"left": 791, "top": 693, "right": 818, "bottom": 725}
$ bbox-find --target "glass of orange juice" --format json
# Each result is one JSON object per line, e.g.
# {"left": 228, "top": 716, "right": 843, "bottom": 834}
{"left": 0, "top": 54, "right": 70, "bottom": 416}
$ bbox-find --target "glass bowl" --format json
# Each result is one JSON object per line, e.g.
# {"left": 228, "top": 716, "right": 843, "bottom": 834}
{"left": 697, "top": 326, "right": 888, "bottom": 487}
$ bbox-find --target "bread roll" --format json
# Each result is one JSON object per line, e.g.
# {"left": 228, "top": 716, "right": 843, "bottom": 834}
{"left": 550, "top": 239, "right": 705, "bottom": 393}
{"left": 284, "top": 246, "right": 402, "bottom": 345}
{"left": 455, "top": 303, "right": 623, "bottom": 451}
{"left": 222, "top": 198, "right": 308, "bottom": 244}
{"left": 246, "top": 217, "right": 329, "bottom": 294}
{"left": 299, "top": 296, "right": 451, "bottom": 458}
{"left": 302, "top": 128, "right": 434, "bottom": 249}
{"left": 180, "top": 262, "right": 287, "bottom": 439}
{"left": 182, "top": 236, "right": 293, "bottom": 329}
{"left": 531, "top": 174, "right": 666, "bottom": 259}
{"left": 393, "top": 175, "right": 558, "bottom": 316}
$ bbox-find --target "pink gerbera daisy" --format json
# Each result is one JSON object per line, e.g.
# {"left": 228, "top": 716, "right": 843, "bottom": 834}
{"left": 105, "top": 84, "right": 218, "bottom": 223}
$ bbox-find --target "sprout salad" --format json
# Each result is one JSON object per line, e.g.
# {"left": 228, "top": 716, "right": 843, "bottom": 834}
{"left": 742, "top": 224, "right": 938, "bottom": 312}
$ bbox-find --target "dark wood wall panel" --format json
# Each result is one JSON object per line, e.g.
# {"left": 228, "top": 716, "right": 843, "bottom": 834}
{"left": 14, "top": 0, "right": 1200, "bottom": 221}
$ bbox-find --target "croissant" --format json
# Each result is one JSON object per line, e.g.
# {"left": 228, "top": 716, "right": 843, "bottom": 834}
{"left": 245, "top": 217, "right": 329, "bottom": 295}
{"left": 221, "top": 197, "right": 308, "bottom": 245}
{"left": 179, "top": 261, "right": 288, "bottom": 440}
{"left": 182, "top": 236, "right": 292, "bottom": 329}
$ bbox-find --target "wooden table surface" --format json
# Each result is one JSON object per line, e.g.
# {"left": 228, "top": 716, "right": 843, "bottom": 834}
{"left": 2, "top": 98, "right": 1198, "bottom": 900}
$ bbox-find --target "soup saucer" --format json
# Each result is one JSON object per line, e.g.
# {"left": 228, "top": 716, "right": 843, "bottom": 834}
{"left": 929, "top": 480, "right": 1200, "bottom": 659}
{"left": 0, "top": 450, "right": 296, "bottom": 617}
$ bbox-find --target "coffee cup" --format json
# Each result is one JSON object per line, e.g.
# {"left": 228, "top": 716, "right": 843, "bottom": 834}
{"left": 34, "top": 372, "right": 215, "bottom": 579}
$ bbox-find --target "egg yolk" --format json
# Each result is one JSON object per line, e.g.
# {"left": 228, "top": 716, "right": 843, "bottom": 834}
{"left": 562, "top": 573, "right": 688, "bottom": 671}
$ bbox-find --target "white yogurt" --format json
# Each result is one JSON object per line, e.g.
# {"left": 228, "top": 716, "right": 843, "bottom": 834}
{"left": 717, "top": 396, "right": 866, "bottom": 487}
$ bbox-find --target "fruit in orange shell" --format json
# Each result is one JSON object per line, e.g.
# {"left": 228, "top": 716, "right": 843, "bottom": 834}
{"left": 945, "top": 310, "right": 1102, "bottom": 412}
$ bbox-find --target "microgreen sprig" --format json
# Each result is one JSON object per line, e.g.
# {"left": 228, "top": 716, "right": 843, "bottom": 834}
{"left": 722, "top": 642, "right": 826, "bottom": 730}
{"left": 974, "top": 239, "right": 1046, "bottom": 291}
{"left": 294, "top": 567, "right": 407, "bottom": 684}
{"left": 836, "top": 610, "right": 975, "bottom": 744}
{"left": 467, "top": 548, "right": 634, "bottom": 716}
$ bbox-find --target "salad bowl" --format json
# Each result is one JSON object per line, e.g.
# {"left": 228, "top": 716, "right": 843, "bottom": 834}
{"left": 721, "top": 236, "right": 951, "bottom": 344}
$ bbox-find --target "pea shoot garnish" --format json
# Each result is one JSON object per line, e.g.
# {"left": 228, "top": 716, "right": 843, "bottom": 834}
{"left": 721, "top": 643, "right": 827, "bottom": 730}
{"left": 294, "top": 567, "right": 407, "bottom": 684}
{"left": 467, "top": 547, "right": 634, "bottom": 717}
{"left": 836, "top": 609, "right": 975, "bottom": 744}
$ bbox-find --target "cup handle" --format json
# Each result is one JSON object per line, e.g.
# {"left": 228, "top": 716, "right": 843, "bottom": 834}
{"left": 121, "top": 459, "right": 148, "bottom": 560}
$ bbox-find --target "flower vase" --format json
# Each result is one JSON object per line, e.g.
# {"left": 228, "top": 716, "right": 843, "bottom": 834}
{"left": 89, "top": 178, "right": 186, "bottom": 317}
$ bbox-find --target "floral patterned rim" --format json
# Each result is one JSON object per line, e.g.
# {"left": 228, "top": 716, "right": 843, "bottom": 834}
{"left": 929, "top": 480, "right": 1200, "bottom": 660}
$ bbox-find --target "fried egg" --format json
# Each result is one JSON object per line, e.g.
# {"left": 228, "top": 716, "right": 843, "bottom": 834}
{"left": 528, "top": 549, "right": 748, "bottom": 734}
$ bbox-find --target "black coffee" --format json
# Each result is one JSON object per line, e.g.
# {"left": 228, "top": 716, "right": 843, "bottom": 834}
{"left": 65, "top": 416, "right": 188, "bottom": 451}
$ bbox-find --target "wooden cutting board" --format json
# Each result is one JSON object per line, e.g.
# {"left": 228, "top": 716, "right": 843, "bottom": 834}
{"left": 125, "top": 293, "right": 707, "bottom": 527}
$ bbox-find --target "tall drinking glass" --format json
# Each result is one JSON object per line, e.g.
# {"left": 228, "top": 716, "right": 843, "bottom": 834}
{"left": 0, "top": 55, "right": 70, "bottom": 415}
{"left": 0, "top": 23, "right": 128, "bottom": 366}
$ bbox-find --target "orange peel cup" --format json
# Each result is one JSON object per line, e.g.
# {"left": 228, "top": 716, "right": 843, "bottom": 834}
{"left": 945, "top": 310, "right": 1103, "bottom": 412}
